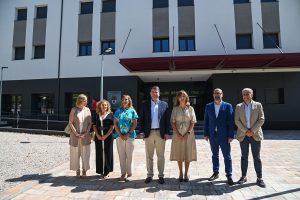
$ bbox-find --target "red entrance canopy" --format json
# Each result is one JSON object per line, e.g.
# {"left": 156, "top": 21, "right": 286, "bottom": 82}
{"left": 119, "top": 53, "right": 300, "bottom": 72}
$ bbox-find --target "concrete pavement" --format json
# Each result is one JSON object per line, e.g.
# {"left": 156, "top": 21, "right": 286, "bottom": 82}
{"left": 1, "top": 131, "right": 300, "bottom": 200}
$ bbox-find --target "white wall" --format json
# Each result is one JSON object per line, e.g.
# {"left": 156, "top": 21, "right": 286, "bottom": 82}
{"left": 0, "top": 0, "right": 300, "bottom": 81}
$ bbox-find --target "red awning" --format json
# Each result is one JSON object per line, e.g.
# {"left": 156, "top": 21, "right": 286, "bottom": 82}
{"left": 119, "top": 53, "right": 300, "bottom": 72}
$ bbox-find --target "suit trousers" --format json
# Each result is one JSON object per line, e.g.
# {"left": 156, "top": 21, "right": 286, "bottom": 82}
{"left": 70, "top": 139, "right": 90, "bottom": 171}
{"left": 116, "top": 137, "right": 135, "bottom": 175}
{"left": 145, "top": 130, "right": 166, "bottom": 178}
{"left": 240, "top": 136, "right": 262, "bottom": 178}
{"left": 209, "top": 134, "right": 232, "bottom": 177}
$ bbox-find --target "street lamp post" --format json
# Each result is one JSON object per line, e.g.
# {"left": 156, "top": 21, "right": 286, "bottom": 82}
{"left": 0, "top": 67, "right": 8, "bottom": 123}
{"left": 100, "top": 48, "right": 112, "bottom": 100}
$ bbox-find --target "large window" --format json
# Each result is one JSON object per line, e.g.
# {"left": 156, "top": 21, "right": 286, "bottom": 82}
{"left": 179, "top": 37, "right": 195, "bottom": 51}
{"left": 2, "top": 95, "right": 22, "bottom": 115}
{"left": 17, "top": 8, "right": 27, "bottom": 21}
{"left": 153, "top": 38, "right": 169, "bottom": 52}
{"left": 79, "top": 42, "right": 92, "bottom": 56}
{"left": 234, "top": 0, "right": 250, "bottom": 3}
{"left": 32, "top": 94, "right": 54, "bottom": 114}
{"left": 265, "top": 88, "right": 284, "bottom": 104}
{"left": 81, "top": 1, "right": 93, "bottom": 14}
{"left": 102, "top": 0, "right": 116, "bottom": 12}
{"left": 34, "top": 45, "right": 45, "bottom": 59}
{"left": 178, "top": 0, "right": 193, "bottom": 7}
{"left": 236, "top": 34, "right": 252, "bottom": 49}
{"left": 14, "top": 47, "right": 25, "bottom": 60}
{"left": 101, "top": 41, "right": 115, "bottom": 54}
{"left": 263, "top": 33, "right": 279, "bottom": 49}
{"left": 36, "top": 6, "right": 47, "bottom": 19}
{"left": 153, "top": 0, "right": 168, "bottom": 8}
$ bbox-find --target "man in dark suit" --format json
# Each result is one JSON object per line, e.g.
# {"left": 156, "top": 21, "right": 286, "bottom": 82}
{"left": 204, "top": 88, "right": 234, "bottom": 185}
{"left": 139, "top": 86, "right": 170, "bottom": 184}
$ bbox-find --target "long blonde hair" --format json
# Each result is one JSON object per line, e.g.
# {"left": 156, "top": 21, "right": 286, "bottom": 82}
{"left": 76, "top": 94, "right": 88, "bottom": 107}
{"left": 96, "top": 99, "right": 112, "bottom": 114}
{"left": 175, "top": 90, "right": 190, "bottom": 107}
{"left": 122, "top": 95, "right": 133, "bottom": 108}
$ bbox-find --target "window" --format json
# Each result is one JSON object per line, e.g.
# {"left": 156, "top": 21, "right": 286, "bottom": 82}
{"left": 17, "top": 8, "right": 27, "bottom": 21}
{"left": 234, "top": 0, "right": 250, "bottom": 3}
{"left": 261, "top": 0, "right": 277, "bottom": 2}
{"left": 81, "top": 2, "right": 93, "bottom": 14}
{"left": 178, "top": 0, "right": 193, "bottom": 7}
{"left": 34, "top": 45, "right": 45, "bottom": 59}
{"left": 153, "top": 38, "right": 169, "bottom": 52}
{"left": 102, "top": 0, "right": 116, "bottom": 12}
{"left": 153, "top": 0, "right": 168, "bottom": 8}
{"left": 36, "top": 6, "right": 47, "bottom": 19}
{"left": 265, "top": 88, "right": 284, "bottom": 104}
{"left": 32, "top": 94, "right": 54, "bottom": 114}
{"left": 101, "top": 41, "right": 115, "bottom": 54}
{"left": 263, "top": 33, "right": 279, "bottom": 49}
{"left": 236, "top": 34, "right": 252, "bottom": 49}
{"left": 79, "top": 42, "right": 92, "bottom": 56}
{"left": 2, "top": 95, "right": 22, "bottom": 115}
{"left": 14, "top": 47, "right": 25, "bottom": 60}
{"left": 179, "top": 37, "right": 195, "bottom": 51}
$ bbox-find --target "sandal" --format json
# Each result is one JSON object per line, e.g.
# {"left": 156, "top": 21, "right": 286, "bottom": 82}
{"left": 119, "top": 174, "right": 126, "bottom": 181}
{"left": 82, "top": 169, "right": 86, "bottom": 177}
{"left": 76, "top": 169, "right": 80, "bottom": 177}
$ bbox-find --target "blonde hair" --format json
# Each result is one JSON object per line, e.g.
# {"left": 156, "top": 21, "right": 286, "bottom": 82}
{"left": 175, "top": 90, "right": 190, "bottom": 106}
{"left": 122, "top": 95, "right": 133, "bottom": 108}
{"left": 76, "top": 94, "right": 88, "bottom": 107}
{"left": 96, "top": 99, "right": 112, "bottom": 114}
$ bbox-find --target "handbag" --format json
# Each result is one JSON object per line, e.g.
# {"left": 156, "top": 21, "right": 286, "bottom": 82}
{"left": 64, "top": 124, "right": 72, "bottom": 135}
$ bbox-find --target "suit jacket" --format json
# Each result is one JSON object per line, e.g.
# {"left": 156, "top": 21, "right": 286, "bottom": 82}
{"left": 235, "top": 101, "right": 265, "bottom": 142}
{"left": 204, "top": 101, "right": 234, "bottom": 139}
{"left": 139, "top": 99, "right": 170, "bottom": 139}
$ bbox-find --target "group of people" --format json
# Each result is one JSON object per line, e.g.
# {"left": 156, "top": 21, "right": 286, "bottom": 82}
{"left": 67, "top": 86, "right": 266, "bottom": 188}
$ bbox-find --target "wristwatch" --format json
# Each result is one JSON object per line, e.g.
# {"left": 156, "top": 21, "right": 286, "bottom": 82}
{"left": 187, "top": 131, "right": 191, "bottom": 134}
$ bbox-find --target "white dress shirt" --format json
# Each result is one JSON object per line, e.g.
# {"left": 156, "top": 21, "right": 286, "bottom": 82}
{"left": 151, "top": 100, "right": 159, "bottom": 129}
{"left": 244, "top": 101, "right": 252, "bottom": 129}
{"left": 214, "top": 101, "right": 222, "bottom": 132}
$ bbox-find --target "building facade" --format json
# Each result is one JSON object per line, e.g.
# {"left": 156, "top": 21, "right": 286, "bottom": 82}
{"left": 0, "top": 0, "right": 300, "bottom": 129}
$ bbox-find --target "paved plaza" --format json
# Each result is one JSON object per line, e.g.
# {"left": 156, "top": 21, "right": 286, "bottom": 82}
{"left": 1, "top": 131, "right": 300, "bottom": 200}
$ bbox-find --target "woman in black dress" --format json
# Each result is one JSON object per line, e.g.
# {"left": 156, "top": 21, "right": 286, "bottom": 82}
{"left": 93, "top": 100, "right": 114, "bottom": 178}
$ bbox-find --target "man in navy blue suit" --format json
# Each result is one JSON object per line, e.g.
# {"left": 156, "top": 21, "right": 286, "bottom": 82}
{"left": 204, "top": 88, "right": 234, "bottom": 185}
{"left": 139, "top": 86, "right": 170, "bottom": 184}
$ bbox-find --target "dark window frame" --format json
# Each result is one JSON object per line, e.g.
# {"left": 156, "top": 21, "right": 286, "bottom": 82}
{"left": 265, "top": 88, "right": 284, "bottom": 104}
{"left": 34, "top": 45, "right": 45, "bottom": 59}
{"left": 234, "top": 0, "right": 250, "bottom": 3}
{"left": 17, "top": 8, "right": 27, "bottom": 21}
{"left": 14, "top": 47, "right": 25, "bottom": 60}
{"left": 101, "top": 41, "right": 115, "bottom": 54}
{"left": 263, "top": 33, "right": 280, "bottom": 49}
{"left": 79, "top": 42, "right": 92, "bottom": 56}
{"left": 102, "top": 0, "right": 116, "bottom": 12}
{"left": 153, "top": 38, "right": 169, "bottom": 52}
{"left": 236, "top": 34, "right": 253, "bottom": 49}
{"left": 153, "top": 0, "right": 169, "bottom": 8}
{"left": 80, "top": 1, "right": 93, "bottom": 14}
{"left": 179, "top": 37, "right": 196, "bottom": 51}
{"left": 36, "top": 6, "right": 47, "bottom": 19}
{"left": 178, "top": 0, "right": 194, "bottom": 7}
{"left": 261, "top": 0, "right": 277, "bottom": 2}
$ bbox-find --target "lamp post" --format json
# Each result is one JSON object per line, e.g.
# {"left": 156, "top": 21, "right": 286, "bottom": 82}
{"left": 100, "top": 48, "right": 112, "bottom": 100}
{"left": 0, "top": 67, "right": 8, "bottom": 123}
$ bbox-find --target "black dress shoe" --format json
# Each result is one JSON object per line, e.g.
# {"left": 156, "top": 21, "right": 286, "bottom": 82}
{"left": 144, "top": 177, "right": 152, "bottom": 184}
{"left": 158, "top": 177, "right": 165, "bottom": 184}
{"left": 208, "top": 173, "right": 219, "bottom": 181}
{"left": 227, "top": 177, "right": 234, "bottom": 186}
{"left": 256, "top": 179, "right": 266, "bottom": 188}
{"left": 237, "top": 177, "right": 247, "bottom": 184}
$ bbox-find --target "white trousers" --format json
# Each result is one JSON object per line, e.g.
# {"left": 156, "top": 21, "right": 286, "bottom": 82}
{"left": 70, "top": 140, "right": 90, "bottom": 171}
{"left": 116, "top": 137, "right": 135, "bottom": 175}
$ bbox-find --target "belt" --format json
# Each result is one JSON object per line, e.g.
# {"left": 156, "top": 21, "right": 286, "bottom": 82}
{"left": 151, "top": 128, "right": 159, "bottom": 130}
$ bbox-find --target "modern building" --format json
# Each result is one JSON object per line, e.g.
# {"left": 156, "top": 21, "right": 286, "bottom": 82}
{"left": 0, "top": 0, "right": 300, "bottom": 129}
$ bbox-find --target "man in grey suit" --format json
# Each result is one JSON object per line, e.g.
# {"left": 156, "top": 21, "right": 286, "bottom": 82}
{"left": 235, "top": 88, "right": 266, "bottom": 188}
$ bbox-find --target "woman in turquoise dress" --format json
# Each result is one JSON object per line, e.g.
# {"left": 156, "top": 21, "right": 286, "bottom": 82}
{"left": 114, "top": 95, "right": 138, "bottom": 181}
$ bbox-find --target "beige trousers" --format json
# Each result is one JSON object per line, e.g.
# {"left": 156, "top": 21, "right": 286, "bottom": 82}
{"left": 70, "top": 139, "right": 90, "bottom": 171}
{"left": 144, "top": 130, "right": 166, "bottom": 178}
{"left": 116, "top": 137, "right": 135, "bottom": 175}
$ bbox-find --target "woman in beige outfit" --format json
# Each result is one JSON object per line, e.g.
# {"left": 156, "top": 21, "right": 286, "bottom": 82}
{"left": 170, "top": 90, "right": 197, "bottom": 182}
{"left": 68, "top": 94, "right": 92, "bottom": 177}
